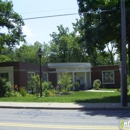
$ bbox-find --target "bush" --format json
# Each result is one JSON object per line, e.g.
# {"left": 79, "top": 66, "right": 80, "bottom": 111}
{"left": 127, "top": 75, "right": 130, "bottom": 87}
{"left": 42, "top": 81, "right": 53, "bottom": 91}
{"left": 0, "top": 77, "right": 13, "bottom": 97}
{"left": 58, "top": 72, "right": 72, "bottom": 93}
{"left": 93, "top": 79, "right": 101, "bottom": 90}
{"left": 42, "top": 81, "right": 54, "bottom": 97}
{"left": 67, "top": 84, "right": 73, "bottom": 92}
{"left": 44, "top": 89, "right": 50, "bottom": 97}
{"left": 28, "top": 75, "right": 40, "bottom": 94}
{"left": 74, "top": 82, "right": 80, "bottom": 91}
{"left": 19, "top": 87, "right": 27, "bottom": 97}
{"left": 5, "top": 91, "right": 22, "bottom": 97}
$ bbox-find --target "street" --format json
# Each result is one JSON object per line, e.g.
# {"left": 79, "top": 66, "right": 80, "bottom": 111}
{"left": 0, "top": 108, "right": 130, "bottom": 130}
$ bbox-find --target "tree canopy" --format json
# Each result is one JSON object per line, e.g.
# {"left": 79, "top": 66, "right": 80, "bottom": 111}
{"left": 76, "top": 0, "right": 130, "bottom": 67}
{"left": 0, "top": 0, "right": 25, "bottom": 52}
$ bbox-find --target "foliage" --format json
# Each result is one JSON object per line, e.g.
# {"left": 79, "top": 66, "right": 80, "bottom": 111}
{"left": 73, "top": 82, "right": 80, "bottom": 91}
{"left": 4, "top": 91, "right": 22, "bottom": 97}
{"left": 93, "top": 79, "right": 101, "bottom": 90}
{"left": 43, "top": 89, "right": 50, "bottom": 97}
{"left": 76, "top": 0, "right": 130, "bottom": 66}
{"left": 0, "top": 91, "right": 129, "bottom": 103}
{"left": 42, "top": 81, "right": 54, "bottom": 97}
{"left": 66, "top": 84, "right": 73, "bottom": 92}
{"left": 127, "top": 75, "right": 130, "bottom": 87}
{"left": 58, "top": 72, "right": 72, "bottom": 93}
{"left": 49, "top": 25, "right": 83, "bottom": 62}
{"left": 0, "top": 77, "right": 13, "bottom": 97}
{"left": 0, "top": 77, "right": 22, "bottom": 97}
{"left": 0, "top": 0, "right": 25, "bottom": 52}
{"left": 19, "top": 87, "right": 27, "bottom": 97}
{"left": 28, "top": 75, "right": 40, "bottom": 94}
{"left": 42, "top": 81, "right": 53, "bottom": 91}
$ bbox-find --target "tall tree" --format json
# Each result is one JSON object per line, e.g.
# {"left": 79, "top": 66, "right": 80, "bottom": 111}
{"left": 50, "top": 25, "right": 69, "bottom": 62}
{"left": 0, "top": 0, "right": 25, "bottom": 52}
{"left": 14, "top": 41, "right": 47, "bottom": 64}
{"left": 49, "top": 25, "right": 86, "bottom": 63}
{"left": 76, "top": 0, "right": 130, "bottom": 66}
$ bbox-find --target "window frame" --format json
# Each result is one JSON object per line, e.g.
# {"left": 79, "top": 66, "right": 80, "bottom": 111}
{"left": 43, "top": 72, "right": 48, "bottom": 82}
{"left": 27, "top": 72, "right": 35, "bottom": 81}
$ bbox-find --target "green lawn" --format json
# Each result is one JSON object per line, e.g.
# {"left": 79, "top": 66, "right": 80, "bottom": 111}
{"left": 0, "top": 91, "right": 129, "bottom": 103}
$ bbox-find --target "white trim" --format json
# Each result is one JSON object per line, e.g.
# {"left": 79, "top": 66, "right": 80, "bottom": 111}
{"left": 49, "top": 71, "right": 56, "bottom": 73}
{"left": 27, "top": 71, "right": 35, "bottom": 75}
{"left": 27, "top": 72, "right": 35, "bottom": 81}
{"left": 0, "top": 66, "right": 14, "bottom": 85}
{"left": 48, "top": 63, "right": 91, "bottom": 68}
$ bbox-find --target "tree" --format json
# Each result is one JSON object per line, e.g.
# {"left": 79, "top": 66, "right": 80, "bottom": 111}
{"left": 76, "top": 0, "right": 130, "bottom": 67}
{"left": 28, "top": 75, "right": 40, "bottom": 94}
{"left": 0, "top": 0, "right": 25, "bottom": 52}
{"left": 14, "top": 41, "right": 48, "bottom": 64}
{"left": 49, "top": 25, "right": 86, "bottom": 62}
{"left": 0, "top": 47, "right": 16, "bottom": 62}
{"left": 58, "top": 72, "right": 72, "bottom": 93}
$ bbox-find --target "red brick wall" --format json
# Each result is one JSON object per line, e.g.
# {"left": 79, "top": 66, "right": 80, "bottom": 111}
{"left": 91, "top": 65, "right": 120, "bottom": 88}
{"left": 48, "top": 73, "right": 57, "bottom": 88}
{"left": 0, "top": 62, "right": 49, "bottom": 89}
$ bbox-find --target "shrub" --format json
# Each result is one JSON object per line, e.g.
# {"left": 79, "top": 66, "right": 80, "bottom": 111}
{"left": 0, "top": 77, "right": 13, "bottom": 97}
{"left": 42, "top": 81, "right": 54, "bottom": 97}
{"left": 67, "top": 84, "right": 73, "bottom": 92}
{"left": 28, "top": 75, "right": 40, "bottom": 94}
{"left": 93, "top": 79, "right": 101, "bottom": 90}
{"left": 42, "top": 81, "right": 53, "bottom": 91}
{"left": 58, "top": 72, "right": 72, "bottom": 93}
{"left": 44, "top": 89, "right": 50, "bottom": 97}
{"left": 5, "top": 91, "right": 22, "bottom": 97}
{"left": 20, "top": 87, "right": 27, "bottom": 97}
{"left": 74, "top": 82, "right": 80, "bottom": 91}
{"left": 127, "top": 75, "right": 130, "bottom": 87}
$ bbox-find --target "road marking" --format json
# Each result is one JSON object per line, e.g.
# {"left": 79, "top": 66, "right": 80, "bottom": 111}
{"left": 0, "top": 122, "right": 119, "bottom": 129}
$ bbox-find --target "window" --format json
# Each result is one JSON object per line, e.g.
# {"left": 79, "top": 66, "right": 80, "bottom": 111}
{"left": 27, "top": 72, "right": 35, "bottom": 81}
{"left": 0, "top": 73, "right": 9, "bottom": 81}
{"left": 43, "top": 73, "right": 48, "bottom": 82}
{"left": 102, "top": 71, "right": 114, "bottom": 84}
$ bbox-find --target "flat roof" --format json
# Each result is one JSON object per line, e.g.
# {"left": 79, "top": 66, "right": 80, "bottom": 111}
{"left": 48, "top": 63, "right": 91, "bottom": 68}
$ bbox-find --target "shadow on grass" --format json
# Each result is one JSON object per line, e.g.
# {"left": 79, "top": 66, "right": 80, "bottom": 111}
{"left": 74, "top": 94, "right": 130, "bottom": 118}
{"left": 75, "top": 95, "right": 121, "bottom": 103}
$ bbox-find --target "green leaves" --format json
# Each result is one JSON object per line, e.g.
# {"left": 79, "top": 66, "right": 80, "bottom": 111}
{"left": 76, "top": 0, "right": 130, "bottom": 65}
{"left": 0, "top": 0, "right": 25, "bottom": 51}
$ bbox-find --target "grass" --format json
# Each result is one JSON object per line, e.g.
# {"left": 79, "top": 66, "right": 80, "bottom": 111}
{"left": 0, "top": 91, "right": 129, "bottom": 103}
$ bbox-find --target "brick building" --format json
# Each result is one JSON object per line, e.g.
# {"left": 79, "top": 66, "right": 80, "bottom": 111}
{"left": 0, "top": 62, "right": 120, "bottom": 89}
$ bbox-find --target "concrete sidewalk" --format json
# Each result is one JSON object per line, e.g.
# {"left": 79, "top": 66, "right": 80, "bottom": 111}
{"left": 0, "top": 102, "right": 130, "bottom": 110}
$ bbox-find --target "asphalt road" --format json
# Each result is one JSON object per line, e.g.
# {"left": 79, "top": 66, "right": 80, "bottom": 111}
{"left": 0, "top": 108, "right": 130, "bottom": 130}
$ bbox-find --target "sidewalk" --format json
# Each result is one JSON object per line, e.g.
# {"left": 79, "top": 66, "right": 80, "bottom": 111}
{"left": 0, "top": 102, "right": 130, "bottom": 110}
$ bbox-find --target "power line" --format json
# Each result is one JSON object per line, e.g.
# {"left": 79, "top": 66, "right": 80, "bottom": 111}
{"left": 23, "top": 10, "right": 110, "bottom": 20}
{"left": 23, "top": 13, "right": 79, "bottom": 20}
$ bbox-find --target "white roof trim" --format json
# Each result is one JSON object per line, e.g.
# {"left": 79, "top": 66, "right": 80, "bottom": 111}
{"left": 48, "top": 63, "right": 91, "bottom": 68}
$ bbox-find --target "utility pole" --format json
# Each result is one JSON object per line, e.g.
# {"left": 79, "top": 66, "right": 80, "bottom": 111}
{"left": 121, "top": 0, "right": 127, "bottom": 106}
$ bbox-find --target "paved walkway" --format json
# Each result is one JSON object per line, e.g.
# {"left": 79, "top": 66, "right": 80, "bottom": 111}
{"left": 0, "top": 102, "right": 130, "bottom": 110}
{"left": 86, "top": 90, "right": 115, "bottom": 92}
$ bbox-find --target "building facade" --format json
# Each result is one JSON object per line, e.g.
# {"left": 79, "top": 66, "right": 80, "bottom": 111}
{"left": 0, "top": 62, "right": 120, "bottom": 89}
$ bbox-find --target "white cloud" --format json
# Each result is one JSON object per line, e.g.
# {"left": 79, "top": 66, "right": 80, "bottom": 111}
{"left": 22, "top": 25, "right": 34, "bottom": 37}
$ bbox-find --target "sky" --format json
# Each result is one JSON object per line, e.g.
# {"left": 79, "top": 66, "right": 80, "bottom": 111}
{"left": 11, "top": 0, "right": 80, "bottom": 45}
